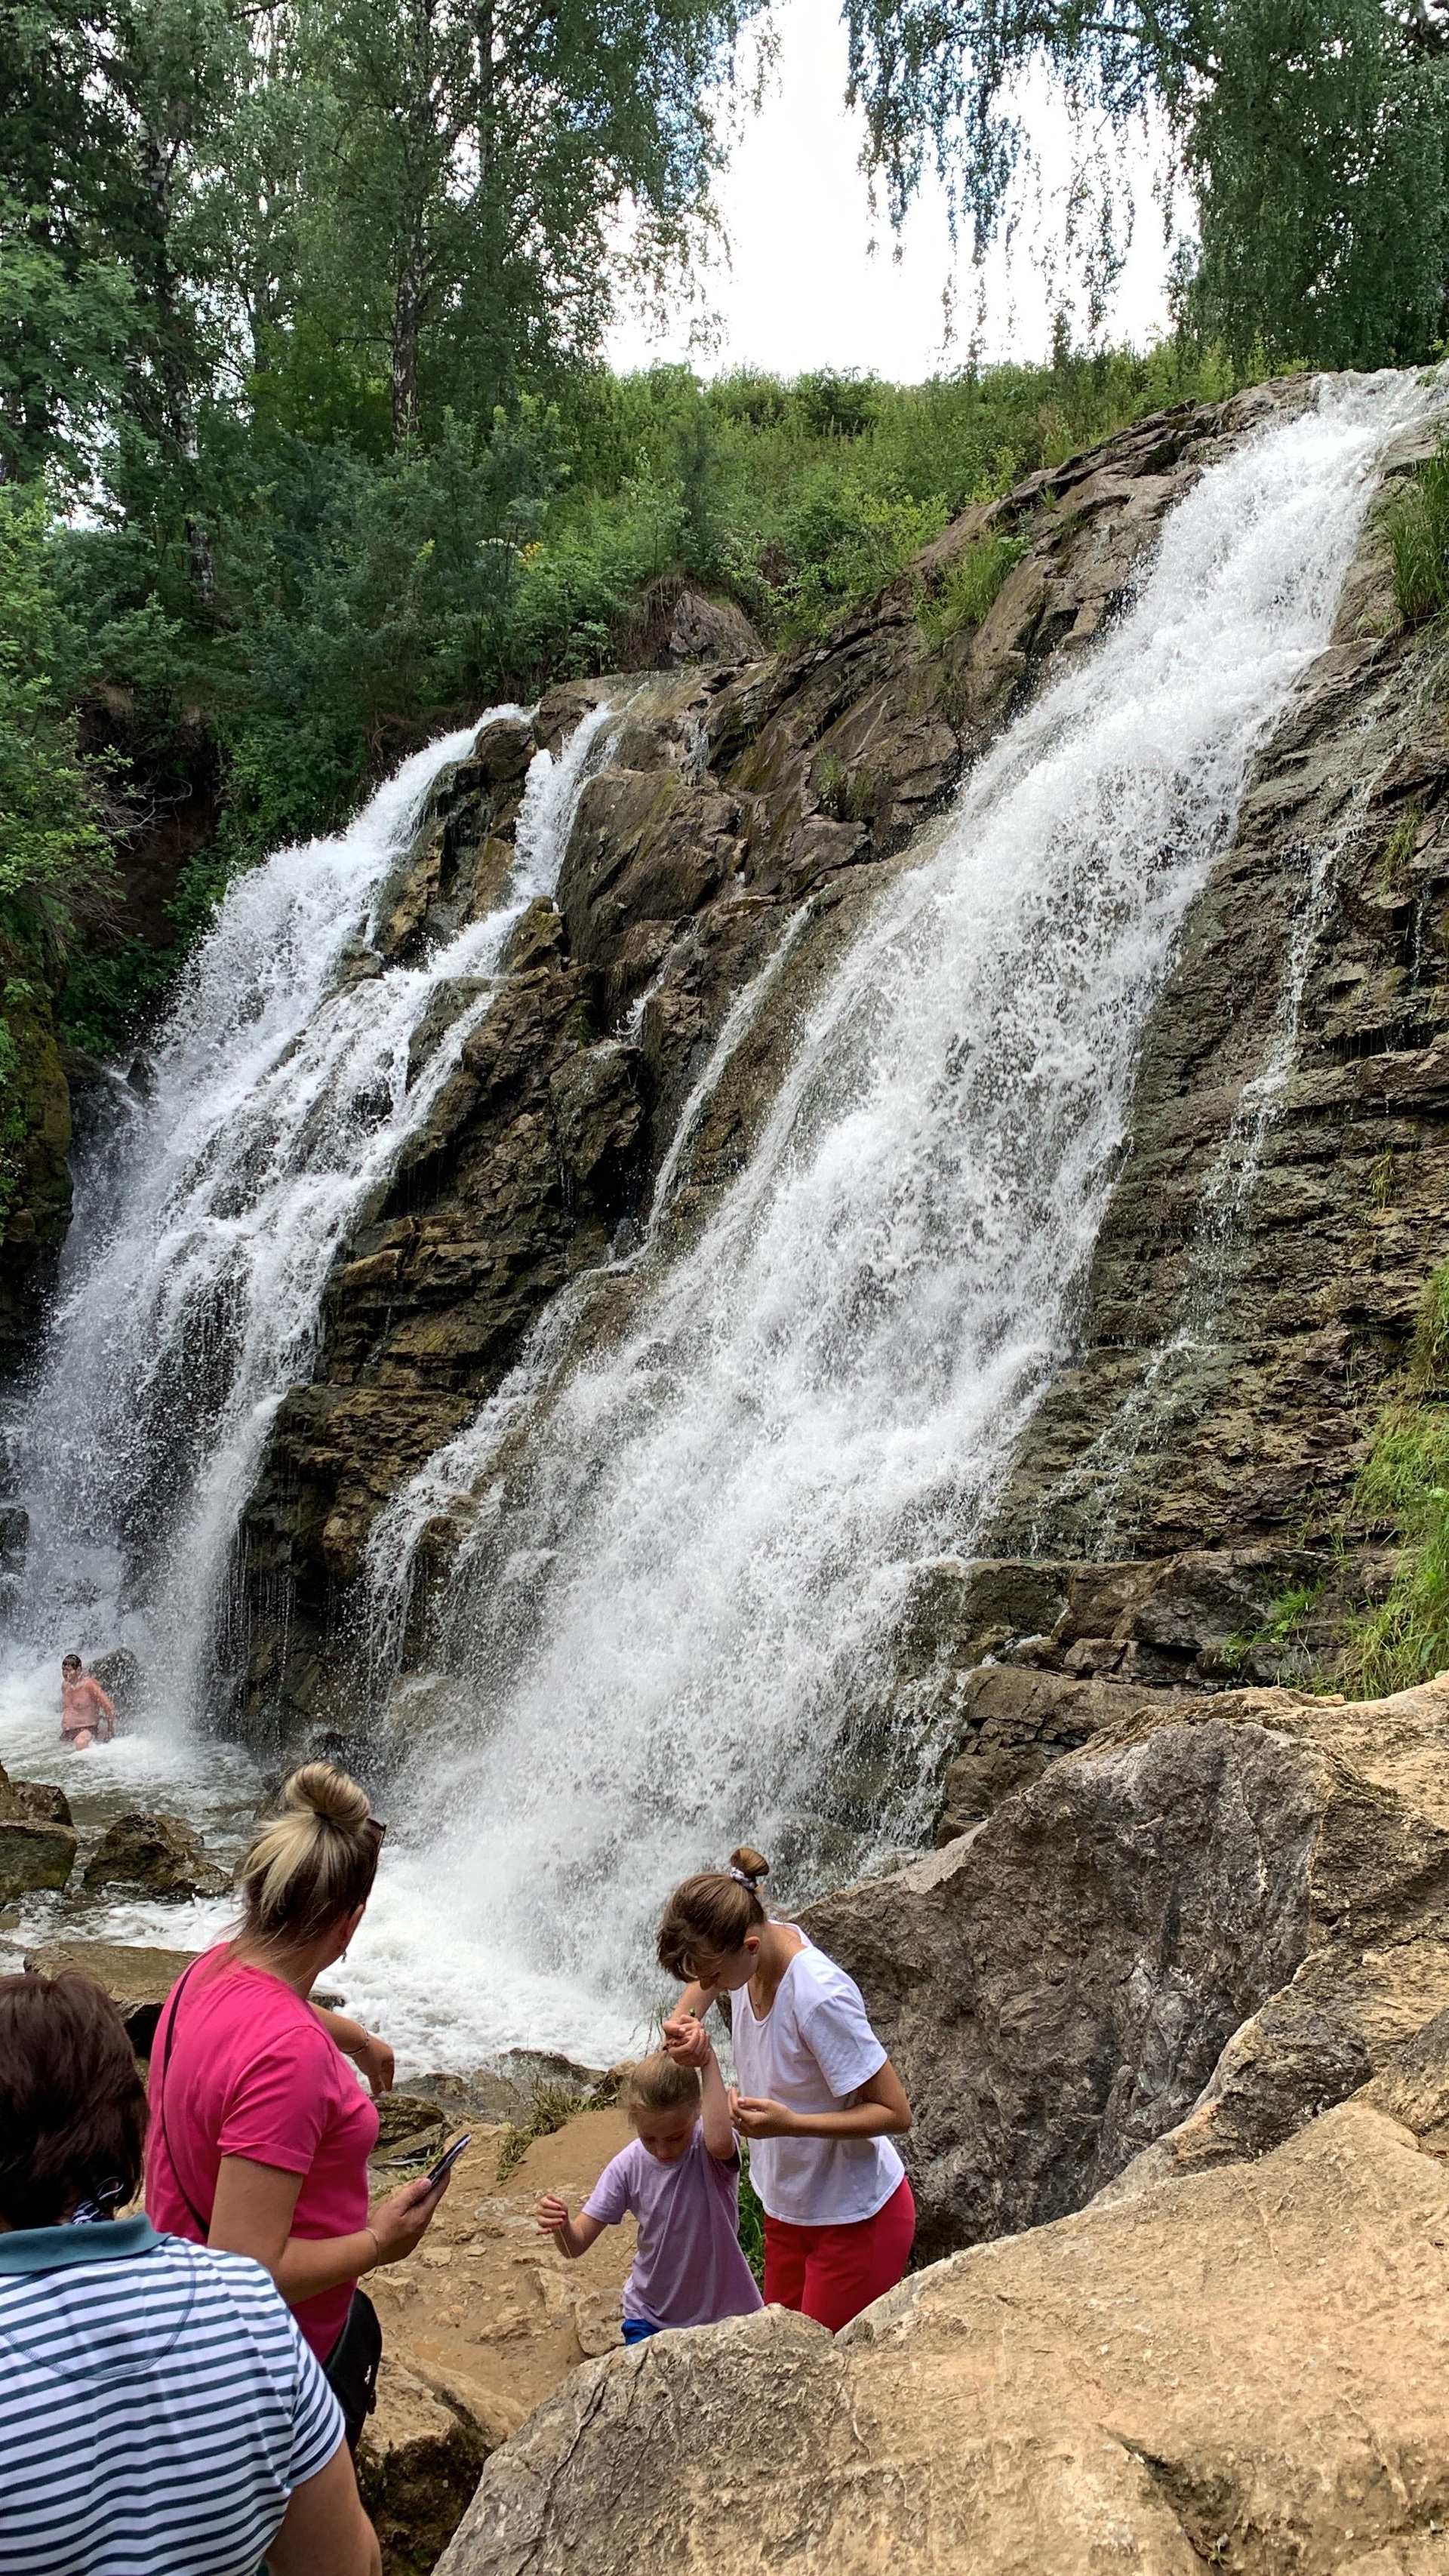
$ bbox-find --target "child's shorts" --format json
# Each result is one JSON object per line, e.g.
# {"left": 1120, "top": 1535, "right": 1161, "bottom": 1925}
{"left": 762, "top": 2174, "right": 915, "bottom": 2333}
{"left": 620, "top": 2317, "right": 663, "bottom": 2344}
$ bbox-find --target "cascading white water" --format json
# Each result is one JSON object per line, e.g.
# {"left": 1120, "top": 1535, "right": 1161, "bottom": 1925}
{"left": 9, "top": 702, "right": 613, "bottom": 1724}
{"left": 330, "top": 374, "right": 1433, "bottom": 2071}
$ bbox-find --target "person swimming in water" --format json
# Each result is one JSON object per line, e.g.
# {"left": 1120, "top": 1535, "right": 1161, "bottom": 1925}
{"left": 60, "top": 1655, "right": 115, "bottom": 1750}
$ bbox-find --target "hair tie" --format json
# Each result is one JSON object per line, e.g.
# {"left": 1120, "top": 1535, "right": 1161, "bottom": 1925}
{"left": 728, "top": 1865, "right": 758, "bottom": 1889}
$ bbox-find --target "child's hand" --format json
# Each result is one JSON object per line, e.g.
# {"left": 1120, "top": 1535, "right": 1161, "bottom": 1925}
{"left": 662, "top": 2011, "right": 712, "bottom": 2070}
{"left": 537, "top": 2193, "right": 571, "bottom": 2239}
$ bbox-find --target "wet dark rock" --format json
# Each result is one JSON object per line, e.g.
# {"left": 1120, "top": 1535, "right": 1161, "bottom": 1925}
{"left": 88, "top": 1646, "right": 143, "bottom": 1713}
{"left": 82, "top": 1810, "right": 230, "bottom": 1900}
{"left": 0, "top": 1814, "right": 75, "bottom": 1900}
{"left": 0, "top": 1759, "right": 70, "bottom": 1828}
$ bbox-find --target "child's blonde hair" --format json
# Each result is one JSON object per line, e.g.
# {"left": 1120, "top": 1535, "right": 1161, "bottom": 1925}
{"left": 626, "top": 2051, "right": 700, "bottom": 2122}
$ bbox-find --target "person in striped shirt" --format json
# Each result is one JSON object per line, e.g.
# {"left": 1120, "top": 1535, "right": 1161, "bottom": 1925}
{"left": 0, "top": 1969, "right": 380, "bottom": 2576}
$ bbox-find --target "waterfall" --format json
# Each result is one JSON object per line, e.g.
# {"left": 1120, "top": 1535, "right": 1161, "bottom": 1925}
{"left": 10, "top": 703, "right": 612, "bottom": 1722}
{"left": 329, "top": 375, "right": 1429, "bottom": 2070}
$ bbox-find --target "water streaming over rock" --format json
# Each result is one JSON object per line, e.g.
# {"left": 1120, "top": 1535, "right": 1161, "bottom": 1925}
{"left": 334, "top": 376, "right": 1429, "bottom": 2065}
{"left": 8, "top": 703, "right": 613, "bottom": 1726}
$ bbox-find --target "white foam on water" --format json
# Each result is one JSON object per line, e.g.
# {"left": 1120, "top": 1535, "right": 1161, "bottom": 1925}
{"left": 338, "top": 374, "right": 1435, "bottom": 2067}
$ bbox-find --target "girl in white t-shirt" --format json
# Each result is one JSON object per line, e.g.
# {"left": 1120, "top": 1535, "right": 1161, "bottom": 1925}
{"left": 660, "top": 1845, "right": 914, "bottom": 2333}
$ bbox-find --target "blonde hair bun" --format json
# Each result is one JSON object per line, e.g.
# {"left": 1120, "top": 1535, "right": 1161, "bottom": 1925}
{"left": 284, "top": 1762, "right": 371, "bottom": 1830}
{"left": 238, "top": 1760, "right": 379, "bottom": 1947}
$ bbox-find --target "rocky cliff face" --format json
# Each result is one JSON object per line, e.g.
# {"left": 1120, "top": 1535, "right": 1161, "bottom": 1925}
{"left": 226, "top": 380, "right": 1328, "bottom": 1738}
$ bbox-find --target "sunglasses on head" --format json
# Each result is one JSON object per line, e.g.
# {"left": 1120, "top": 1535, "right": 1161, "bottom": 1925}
{"left": 365, "top": 1814, "right": 388, "bottom": 1848}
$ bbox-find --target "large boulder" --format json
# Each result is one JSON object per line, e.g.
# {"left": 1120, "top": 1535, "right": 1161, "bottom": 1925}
{"left": 23, "top": 1940, "right": 197, "bottom": 2051}
{"left": 0, "top": 1759, "right": 71, "bottom": 1827}
{"left": 82, "top": 1811, "right": 229, "bottom": 1900}
{"left": 0, "top": 1813, "right": 75, "bottom": 1900}
{"left": 804, "top": 1678, "right": 1449, "bottom": 2261}
{"left": 435, "top": 2094, "right": 1449, "bottom": 2576}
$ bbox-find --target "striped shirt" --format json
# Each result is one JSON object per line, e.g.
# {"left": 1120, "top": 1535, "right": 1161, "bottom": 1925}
{"left": 0, "top": 2217, "right": 344, "bottom": 2574}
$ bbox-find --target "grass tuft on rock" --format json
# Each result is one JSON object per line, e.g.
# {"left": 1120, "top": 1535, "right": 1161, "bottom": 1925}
{"left": 1388, "top": 441, "right": 1449, "bottom": 627}
{"left": 1346, "top": 1260, "right": 1449, "bottom": 1694}
{"left": 917, "top": 533, "right": 1029, "bottom": 648}
{"left": 495, "top": 2079, "right": 592, "bottom": 2181}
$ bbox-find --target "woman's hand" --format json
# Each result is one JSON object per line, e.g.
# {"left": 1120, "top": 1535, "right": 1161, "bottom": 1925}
{"left": 728, "top": 2088, "right": 798, "bottom": 2140}
{"left": 352, "top": 2033, "right": 395, "bottom": 2097}
{"left": 537, "top": 2193, "right": 571, "bottom": 2240}
{"left": 312, "top": 2005, "right": 395, "bottom": 2097}
{"left": 368, "top": 2170, "right": 448, "bottom": 2267}
{"left": 662, "top": 2012, "right": 712, "bottom": 2070}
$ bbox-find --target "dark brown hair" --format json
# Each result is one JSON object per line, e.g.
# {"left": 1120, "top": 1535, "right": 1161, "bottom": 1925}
{"left": 625, "top": 2052, "right": 701, "bottom": 2119}
{"left": 237, "top": 1761, "right": 380, "bottom": 1948}
{"left": 0, "top": 1973, "right": 147, "bottom": 2228}
{"left": 657, "top": 1845, "right": 770, "bottom": 1980}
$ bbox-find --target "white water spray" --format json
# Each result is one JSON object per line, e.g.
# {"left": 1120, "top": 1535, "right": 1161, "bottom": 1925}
{"left": 334, "top": 377, "right": 1431, "bottom": 2067}
{"left": 10, "top": 703, "right": 612, "bottom": 1723}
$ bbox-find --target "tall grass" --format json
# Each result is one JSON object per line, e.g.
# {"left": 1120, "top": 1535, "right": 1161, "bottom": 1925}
{"left": 1388, "top": 440, "right": 1449, "bottom": 626}
{"left": 1346, "top": 1263, "right": 1449, "bottom": 1694}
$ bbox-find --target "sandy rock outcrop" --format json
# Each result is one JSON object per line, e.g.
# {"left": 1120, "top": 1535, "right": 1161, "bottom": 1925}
{"left": 435, "top": 2094, "right": 1449, "bottom": 2576}
{"left": 22, "top": 1938, "right": 196, "bottom": 2051}
{"left": 804, "top": 1676, "right": 1449, "bottom": 2259}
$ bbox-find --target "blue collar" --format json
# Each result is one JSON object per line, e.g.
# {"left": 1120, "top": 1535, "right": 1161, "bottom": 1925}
{"left": 0, "top": 2216, "right": 159, "bottom": 2275}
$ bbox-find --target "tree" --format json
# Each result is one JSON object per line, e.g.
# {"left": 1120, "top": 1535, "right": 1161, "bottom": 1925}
{"left": 291, "top": 0, "right": 763, "bottom": 442}
{"left": 843, "top": 0, "right": 1449, "bottom": 366}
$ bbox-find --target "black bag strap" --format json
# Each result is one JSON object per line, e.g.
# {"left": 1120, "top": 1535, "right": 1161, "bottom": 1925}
{"left": 152, "top": 1956, "right": 213, "bottom": 2238}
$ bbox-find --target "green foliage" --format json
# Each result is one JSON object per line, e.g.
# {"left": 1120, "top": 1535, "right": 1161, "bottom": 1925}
{"left": 844, "top": 0, "right": 1449, "bottom": 370}
{"left": 1388, "top": 442, "right": 1449, "bottom": 629}
{"left": 917, "top": 531, "right": 1029, "bottom": 647}
{"left": 0, "top": 486, "right": 111, "bottom": 928}
{"left": 737, "top": 2140, "right": 765, "bottom": 2285}
{"left": 1346, "top": 1262, "right": 1449, "bottom": 1694}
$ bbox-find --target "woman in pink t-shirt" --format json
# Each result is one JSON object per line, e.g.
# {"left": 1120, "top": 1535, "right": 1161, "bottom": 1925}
{"left": 147, "top": 1762, "right": 450, "bottom": 2443}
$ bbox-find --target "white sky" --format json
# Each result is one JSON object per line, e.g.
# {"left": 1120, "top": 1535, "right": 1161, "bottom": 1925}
{"left": 606, "top": 0, "right": 1178, "bottom": 382}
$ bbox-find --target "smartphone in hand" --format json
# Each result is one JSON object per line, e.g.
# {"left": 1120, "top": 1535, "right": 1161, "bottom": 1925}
{"left": 425, "top": 2133, "right": 471, "bottom": 2189}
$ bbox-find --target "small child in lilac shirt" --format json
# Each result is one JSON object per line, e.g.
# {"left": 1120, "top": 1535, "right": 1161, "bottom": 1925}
{"left": 537, "top": 2043, "right": 761, "bottom": 2340}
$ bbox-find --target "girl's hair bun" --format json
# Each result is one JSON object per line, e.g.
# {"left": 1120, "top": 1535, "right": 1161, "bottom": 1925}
{"left": 729, "top": 1845, "right": 769, "bottom": 1885}
{"left": 283, "top": 1761, "right": 370, "bottom": 1831}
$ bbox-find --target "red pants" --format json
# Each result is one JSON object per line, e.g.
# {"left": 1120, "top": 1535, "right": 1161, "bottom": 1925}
{"left": 763, "top": 2174, "right": 915, "bottom": 2333}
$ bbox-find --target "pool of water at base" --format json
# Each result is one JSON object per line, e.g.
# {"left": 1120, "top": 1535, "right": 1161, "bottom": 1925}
{"left": 0, "top": 1656, "right": 648, "bottom": 2080}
